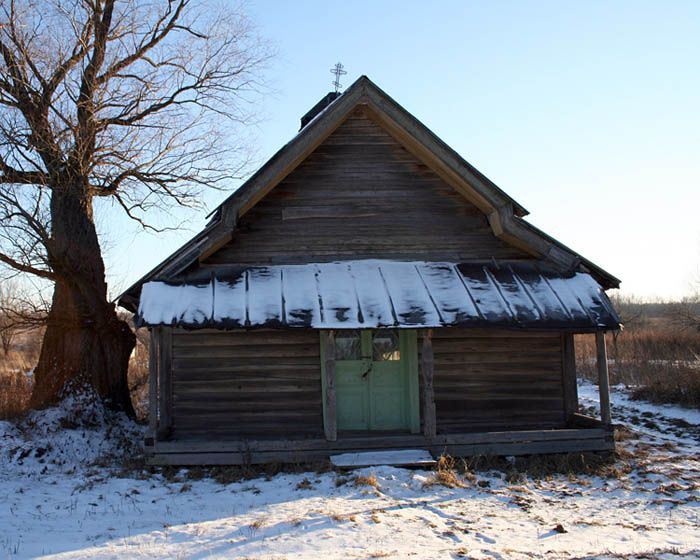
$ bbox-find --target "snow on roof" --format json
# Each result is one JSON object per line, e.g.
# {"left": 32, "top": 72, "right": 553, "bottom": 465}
{"left": 136, "top": 260, "right": 621, "bottom": 331}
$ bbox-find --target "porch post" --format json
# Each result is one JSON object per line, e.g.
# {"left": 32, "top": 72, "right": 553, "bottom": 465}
{"left": 595, "top": 331, "right": 612, "bottom": 425}
{"left": 148, "top": 328, "right": 159, "bottom": 441}
{"left": 421, "top": 329, "right": 437, "bottom": 439}
{"left": 157, "top": 327, "right": 173, "bottom": 439}
{"left": 324, "top": 330, "right": 337, "bottom": 441}
{"left": 561, "top": 333, "right": 578, "bottom": 420}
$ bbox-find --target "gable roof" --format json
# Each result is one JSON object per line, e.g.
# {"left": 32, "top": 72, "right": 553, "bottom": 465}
{"left": 118, "top": 76, "right": 620, "bottom": 312}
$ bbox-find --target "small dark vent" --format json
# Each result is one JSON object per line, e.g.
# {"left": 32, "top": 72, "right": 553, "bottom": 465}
{"left": 300, "top": 91, "right": 341, "bottom": 130}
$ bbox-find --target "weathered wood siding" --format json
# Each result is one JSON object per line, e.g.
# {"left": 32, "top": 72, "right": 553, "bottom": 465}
{"left": 202, "top": 108, "right": 529, "bottom": 266}
{"left": 420, "top": 329, "right": 566, "bottom": 433}
{"left": 168, "top": 328, "right": 566, "bottom": 441}
{"left": 170, "top": 329, "right": 323, "bottom": 439}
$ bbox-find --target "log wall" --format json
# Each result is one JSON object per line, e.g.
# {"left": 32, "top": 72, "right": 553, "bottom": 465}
{"left": 420, "top": 329, "right": 566, "bottom": 433}
{"left": 166, "top": 327, "right": 567, "bottom": 441}
{"left": 170, "top": 329, "right": 323, "bottom": 439}
{"left": 201, "top": 108, "right": 529, "bottom": 266}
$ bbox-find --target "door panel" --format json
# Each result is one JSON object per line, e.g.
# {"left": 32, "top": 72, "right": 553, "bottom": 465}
{"left": 336, "top": 360, "right": 370, "bottom": 430}
{"left": 369, "top": 360, "right": 406, "bottom": 429}
{"left": 330, "top": 330, "right": 415, "bottom": 432}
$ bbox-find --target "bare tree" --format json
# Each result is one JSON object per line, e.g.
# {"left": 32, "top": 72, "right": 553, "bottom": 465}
{"left": 0, "top": 280, "right": 19, "bottom": 355}
{"left": 674, "top": 293, "right": 700, "bottom": 332}
{"left": 0, "top": 0, "right": 270, "bottom": 415}
{"left": 0, "top": 278, "right": 48, "bottom": 355}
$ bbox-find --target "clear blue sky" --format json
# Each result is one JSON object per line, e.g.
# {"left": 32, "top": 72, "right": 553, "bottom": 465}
{"left": 103, "top": 0, "right": 700, "bottom": 300}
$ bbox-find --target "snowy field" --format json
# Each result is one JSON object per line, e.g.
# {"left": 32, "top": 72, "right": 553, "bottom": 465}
{"left": 1, "top": 382, "right": 699, "bottom": 559}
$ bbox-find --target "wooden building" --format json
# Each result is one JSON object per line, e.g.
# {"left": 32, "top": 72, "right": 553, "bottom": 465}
{"left": 119, "top": 76, "right": 621, "bottom": 466}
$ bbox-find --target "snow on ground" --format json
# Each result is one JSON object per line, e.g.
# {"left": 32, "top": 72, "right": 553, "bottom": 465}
{"left": 1, "top": 382, "right": 698, "bottom": 559}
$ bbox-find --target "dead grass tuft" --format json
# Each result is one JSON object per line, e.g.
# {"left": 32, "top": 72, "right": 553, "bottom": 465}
{"left": 354, "top": 473, "right": 379, "bottom": 488}
{"left": 330, "top": 512, "right": 356, "bottom": 523}
{"left": 296, "top": 477, "right": 313, "bottom": 490}
{"left": 423, "top": 455, "right": 467, "bottom": 489}
{"left": 335, "top": 475, "right": 350, "bottom": 487}
{"left": 249, "top": 518, "right": 265, "bottom": 531}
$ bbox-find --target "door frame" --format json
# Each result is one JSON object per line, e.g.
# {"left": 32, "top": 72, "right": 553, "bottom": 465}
{"left": 320, "top": 329, "right": 420, "bottom": 436}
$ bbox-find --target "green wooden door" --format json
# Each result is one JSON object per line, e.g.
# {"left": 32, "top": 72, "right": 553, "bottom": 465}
{"left": 322, "top": 330, "right": 420, "bottom": 433}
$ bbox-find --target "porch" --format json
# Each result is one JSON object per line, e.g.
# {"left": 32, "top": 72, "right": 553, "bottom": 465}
{"left": 146, "top": 414, "right": 614, "bottom": 466}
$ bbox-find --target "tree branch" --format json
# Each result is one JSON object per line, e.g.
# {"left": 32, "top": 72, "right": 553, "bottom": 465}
{"left": 0, "top": 250, "right": 55, "bottom": 280}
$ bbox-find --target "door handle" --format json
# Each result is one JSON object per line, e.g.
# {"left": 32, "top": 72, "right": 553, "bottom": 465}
{"left": 361, "top": 360, "right": 372, "bottom": 378}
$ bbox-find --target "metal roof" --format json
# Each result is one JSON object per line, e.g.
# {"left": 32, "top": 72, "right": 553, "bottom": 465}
{"left": 136, "top": 260, "right": 621, "bottom": 332}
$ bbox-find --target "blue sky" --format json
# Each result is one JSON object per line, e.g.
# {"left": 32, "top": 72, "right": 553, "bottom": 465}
{"left": 103, "top": 0, "right": 700, "bottom": 300}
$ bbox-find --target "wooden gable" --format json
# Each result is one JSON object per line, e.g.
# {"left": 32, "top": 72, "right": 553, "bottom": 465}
{"left": 201, "top": 108, "right": 530, "bottom": 266}
{"left": 118, "top": 76, "right": 619, "bottom": 313}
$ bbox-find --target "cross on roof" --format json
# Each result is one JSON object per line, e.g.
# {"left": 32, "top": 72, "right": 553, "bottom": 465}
{"left": 330, "top": 62, "right": 347, "bottom": 93}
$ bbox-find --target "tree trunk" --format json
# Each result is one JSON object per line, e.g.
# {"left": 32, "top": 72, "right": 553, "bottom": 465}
{"left": 30, "top": 184, "right": 135, "bottom": 416}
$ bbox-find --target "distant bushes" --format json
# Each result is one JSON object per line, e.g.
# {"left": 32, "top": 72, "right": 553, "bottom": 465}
{"left": 576, "top": 302, "right": 700, "bottom": 409}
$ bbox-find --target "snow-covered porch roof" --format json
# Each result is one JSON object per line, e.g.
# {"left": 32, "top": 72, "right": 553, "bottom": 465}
{"left": 135, "top": 260, "right": 621, "bottom": 332}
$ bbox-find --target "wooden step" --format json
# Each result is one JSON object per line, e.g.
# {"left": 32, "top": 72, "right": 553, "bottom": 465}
{"left": 330, "top": 449, "right": 436, "bottom": 469}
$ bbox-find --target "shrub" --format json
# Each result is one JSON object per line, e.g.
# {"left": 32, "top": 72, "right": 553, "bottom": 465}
{"left": 575, "top": 310, "right": 700, "bottom": 409}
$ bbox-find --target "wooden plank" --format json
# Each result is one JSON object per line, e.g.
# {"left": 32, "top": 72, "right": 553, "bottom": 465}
{"left": 569, "top": 413, "right": 608, "bottom": 429}
{"left": 172, "top": 330, "right": 318, "bottom": 347}
{"left": 158, "top": 327, "right": 173, "bottom": 439}
{"left": 324, "top": 330, "right": 337, "bottom": 441}
{"left": 403, "top": 331, "right": 421, "bottom": 434}
{"left": 561, "top": 333, "right": 578, "bottom": 419}
{"left": 596, "top": 331, "right": 612, "bottom": 424}
{"left": 331, "top": 449, "right": 436, "bottom": 468}
{"left": 441, "top": 437, "right": 614, "bottom": 459}
{"left": 149, "top": 429, "right": 614, "bottom": 465}
{"left": 148, "top": 328, "right": 159, "bottom": 440}
{"left": 202, "top": 112, "right": 528, "bottom": 267}
{"left": 153, "top": 427, "right": 612, "bottom": 454}
{"left": 170, "top": 329, "right": 323, "bottom": 440}
{"left": 430, "top": 327, "right": 567, "bottom": 433}
{"left": 421, "top": 329, "right": 437, "bottom": 439}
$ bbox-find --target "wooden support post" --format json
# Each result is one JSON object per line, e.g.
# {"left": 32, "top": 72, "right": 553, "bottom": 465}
{"left": 596, "top": 331, "right": 612, "bottom": 425}
{"left": 148, "top": 328, "right": 159, "bottom": 441}
{"left": 157, "top": 327, "right": 173, "bottom": 439}
{"left": 421, "top": 329, "right": 437, "bottom": 439}
{"left": 324, "top": 330, "right": 337, "bottom": 442}
{"left": 561, "top": 333, "right": 579, "bottom": 421}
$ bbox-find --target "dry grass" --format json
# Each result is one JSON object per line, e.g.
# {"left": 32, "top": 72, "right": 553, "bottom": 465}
{"left": 576, "top": 314, "right": 700, "bottom": 409}
{"left": 0, "top": 334, "right": 38, "bottom": 419}
{"left": 423, "top": 455, "right": 467, "bottom": 489}
{"left": 296, "top": 477, "right": 313, "bottom": 490}
{"left": 0, "top": 326, "right": 152, "bottom": 420}
{"left": 0, "top": 368, "right": 32, "bottom": 420}
{"left": 461, "top": 451, "right": 618, "bottom": 480}
{"left": 353, "top": 473, "right": 379, "bottom": 488}
{"left": 248, "top": 518, "right": 265, "bottom": 532}
{"left": 330, "top": 512, "right": 356, "bottom": 523}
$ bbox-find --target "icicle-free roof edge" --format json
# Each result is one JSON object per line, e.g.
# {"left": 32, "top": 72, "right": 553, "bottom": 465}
{"left": 135, "top": 260, "right": 621, "bottom": 332}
